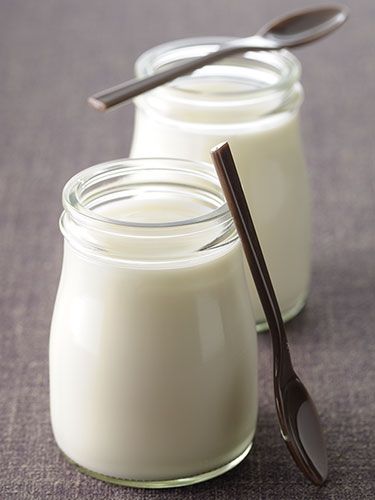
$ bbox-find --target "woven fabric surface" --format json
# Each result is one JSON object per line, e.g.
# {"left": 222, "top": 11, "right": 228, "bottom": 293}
{"left": 0, "top": 0, "right": 374, "bottom": 498}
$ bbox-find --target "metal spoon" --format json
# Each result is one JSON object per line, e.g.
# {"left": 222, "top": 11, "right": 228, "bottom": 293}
{"left": 88, "top": 4, "right": 348, "bottom": 111}
{"left": 211, "top": 142, "right": 328, "bottom": 486}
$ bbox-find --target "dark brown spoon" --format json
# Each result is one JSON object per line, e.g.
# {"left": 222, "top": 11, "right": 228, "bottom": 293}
{"left": 88, "top": 5, "right": 348, "bottom": 111}
{"left": 211, "top": 142, "right": 328, "bottom": 486}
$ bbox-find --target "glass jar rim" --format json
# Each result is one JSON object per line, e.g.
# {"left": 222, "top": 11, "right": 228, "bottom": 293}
{"left": 134, "top": 36, "right": 301, "bottom": 106}
{"left": 63, "top": 157, "right": 231, "bottom": 230}
{"left": 61, "top": 158, "right": 238, "bottom": 264}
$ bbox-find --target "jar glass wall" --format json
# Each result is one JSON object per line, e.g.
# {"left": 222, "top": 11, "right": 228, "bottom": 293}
{"left": 49, "top": 158, "right": 258, "bottom": 488}
{"left": 130, "top": 38, "right": 311, "bottom": 329}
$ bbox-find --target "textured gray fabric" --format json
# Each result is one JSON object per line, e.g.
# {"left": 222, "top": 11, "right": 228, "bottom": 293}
{"left": 0, "top": 0, "right": 374, "bottom": 498}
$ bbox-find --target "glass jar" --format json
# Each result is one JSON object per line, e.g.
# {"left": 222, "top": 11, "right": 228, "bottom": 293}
{"left": 49, "top": 158, "right": 258, "bottom": 488}
{"left": 130, "top": 38, "right": 311, "bottom": 330}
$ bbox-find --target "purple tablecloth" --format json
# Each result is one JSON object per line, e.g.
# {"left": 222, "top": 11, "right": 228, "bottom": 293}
{"left": 1, "top": 0, "right": 374, "bottom": 498}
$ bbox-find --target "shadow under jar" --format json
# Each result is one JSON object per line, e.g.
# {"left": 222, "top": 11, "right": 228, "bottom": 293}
{"left": 49, "top": 158, "right": 258, "bottom": 488}
{"left": 130, "top": 38, "right": 311, "bottom": 331}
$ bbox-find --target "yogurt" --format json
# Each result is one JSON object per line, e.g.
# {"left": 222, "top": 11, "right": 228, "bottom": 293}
{"left": 49, "top": 159, "right": 258, "bottom": 486}
{"left": 130, "top": 39, "right": 311, "bottom": 328}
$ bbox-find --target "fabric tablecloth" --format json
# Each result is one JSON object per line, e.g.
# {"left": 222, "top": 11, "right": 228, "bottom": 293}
{"left": 0, "top": 0, "right": 374, "bottom": 498}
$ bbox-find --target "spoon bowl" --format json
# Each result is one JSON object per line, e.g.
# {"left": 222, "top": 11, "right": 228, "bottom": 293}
{"left": 277, "top": 373, "right": 328, "bottom": 485}
{"left": 258, "top": 5, "right": 349, "bottom": 47}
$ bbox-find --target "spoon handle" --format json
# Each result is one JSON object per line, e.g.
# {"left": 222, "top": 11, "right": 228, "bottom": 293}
{"left": 87, "top": 39, "right": 273, "bottom": 111}
{"left": 211, "top": 142, "right": 292, "bottom": 375}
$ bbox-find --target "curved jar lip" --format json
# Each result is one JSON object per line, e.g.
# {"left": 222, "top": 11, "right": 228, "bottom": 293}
{"left": 134, "top": 37, "right": 303, "bottom": 125}
{"left": 61, "top": 158, "right": 238, "bottom": 265}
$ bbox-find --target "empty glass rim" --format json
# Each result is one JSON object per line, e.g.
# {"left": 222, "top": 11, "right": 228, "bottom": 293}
{"left": 62, "top": 157, "right": 231, "bottom": 229}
